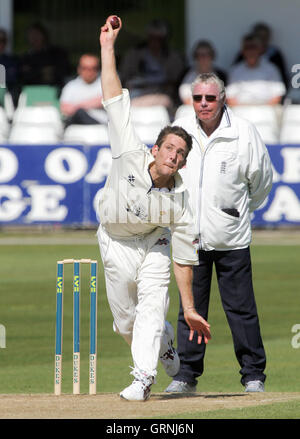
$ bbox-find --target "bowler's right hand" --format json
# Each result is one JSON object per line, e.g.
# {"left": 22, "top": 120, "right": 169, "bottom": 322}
{"left": 184, "top": 308, "right": 211, "bottom": 344}
{"left": 100, "top": 16, "right": 122, "bottom": 48}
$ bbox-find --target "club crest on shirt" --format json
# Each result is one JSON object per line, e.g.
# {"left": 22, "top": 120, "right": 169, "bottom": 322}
{"left": 125, "top": 174, "right": 136, "bottom": 186}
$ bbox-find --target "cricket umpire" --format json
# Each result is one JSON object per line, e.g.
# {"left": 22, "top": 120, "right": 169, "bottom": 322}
{"left": 98, "top": 17, "right": 211, "bottom": 401}
{"left": 165, "top": 72, "right": 273, "bottom": 393}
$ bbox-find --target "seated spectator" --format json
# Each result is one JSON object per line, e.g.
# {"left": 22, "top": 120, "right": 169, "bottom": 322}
{"left": 20, "top": 22, "right": 71, "bottom": 90}
{"left": 60, "top": 53, "right": 107, "bottom": 127}
{"left": 253, "top": 23, "right": 288, "bottom": 87}
{"left": 119, "top": 19, "right": 185, "bottom": 113}
{"left": 226, "top": 34, "right": 286, "bottom": 106}
{"left": 233, "top": 22, "right": 288, "bottom": 88}
{"left": 0, "top": 28, "right": 20, "bottom": 106}
{"left": 179, "top": 40, "right": 227, "bottom": 105}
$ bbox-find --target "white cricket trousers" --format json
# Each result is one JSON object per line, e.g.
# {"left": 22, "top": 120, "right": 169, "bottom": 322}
{"left": 97, "top": 224, "right": 171, "bottom": 377}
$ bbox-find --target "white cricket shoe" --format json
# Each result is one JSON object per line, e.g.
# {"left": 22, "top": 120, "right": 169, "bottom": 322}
{"left": 159, "top": 321, "right": 180, "bottom": 377}
{"left": 245, "top": 380, "right": 265, "bottom": 392}
{"left": 120, "top": 370, "right": 154, "bottom": 401}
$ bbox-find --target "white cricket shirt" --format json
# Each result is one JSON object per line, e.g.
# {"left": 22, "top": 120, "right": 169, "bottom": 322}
{"left": 98, "top": 89, "right": 198, "bottom": 265}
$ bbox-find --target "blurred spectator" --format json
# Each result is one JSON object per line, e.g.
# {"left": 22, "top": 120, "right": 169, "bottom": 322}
{"left": 179, "top": 40, "right": 227, "bottom": 105}
{"left": 60, "top": 53, "right": 107, "bottom": 127}
{"left": 120, "top": 19, "right": 185, "bottom": 112}
{"left": 234, "top": 22, "right": 288, "bottom": 88}
{"left": 20, "top": 22, "right": 71, "bottom": 90}
{"left": 226, "top": 34, "right": 286, "bottom": 106}
{"left": 0, "top": 28, "right": 20, "bottom": 106}
{"left": 253, "top": 23, "right": 288, "bottom": 87}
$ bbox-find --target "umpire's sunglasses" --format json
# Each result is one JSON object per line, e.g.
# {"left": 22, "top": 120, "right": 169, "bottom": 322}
{"left": 192, "top": 94, "right": 217, "bottom": 102}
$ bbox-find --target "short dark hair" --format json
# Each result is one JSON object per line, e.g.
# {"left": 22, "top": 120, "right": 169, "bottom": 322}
{"left": 192, "top": 40, "right": 216, "bottom": 60}
{"left": 155, "top": 125, "right": 193, "bottom": 156}
{"left": 242, "top": 33, "right": 262, "bottom": 48}
{"left": 28, "top": 22, "right": 49, "bottom": 42}
{"left": 252, "top": 22, "right": 271, "bottom": 35}
{"left": 0, "top": 29, "right": 7, "bottom": 43}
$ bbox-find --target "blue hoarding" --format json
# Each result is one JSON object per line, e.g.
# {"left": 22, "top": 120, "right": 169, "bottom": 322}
{"left": 0, "top": 144, "right": 111, "bottom": 225}
{"left": 0, "top": 144, "right": 300, "bottom": 226}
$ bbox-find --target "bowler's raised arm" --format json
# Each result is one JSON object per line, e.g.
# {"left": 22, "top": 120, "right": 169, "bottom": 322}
{"left": 99, "top": 16, "right": 122, "bottom": 101}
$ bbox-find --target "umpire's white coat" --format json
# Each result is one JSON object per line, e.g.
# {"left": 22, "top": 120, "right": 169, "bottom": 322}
{"left": 174, "top": 106, "right": 273, "bottom": 251}
{"left": 97, "top": 89, "right": 198, "bottom": 377}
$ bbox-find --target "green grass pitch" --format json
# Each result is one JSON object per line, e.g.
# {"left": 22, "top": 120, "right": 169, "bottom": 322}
{"left": 0, "top": 229, "right": 299, "bottom": 418}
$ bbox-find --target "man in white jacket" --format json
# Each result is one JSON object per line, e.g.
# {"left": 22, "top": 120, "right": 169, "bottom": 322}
{"left": 165, "top": 72, "right": 273, "bottom": 394}
{"left": 98, "top": 17, "right": 211, "bottom": 401}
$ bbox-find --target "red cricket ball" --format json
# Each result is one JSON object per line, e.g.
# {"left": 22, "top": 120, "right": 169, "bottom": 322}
{"left": 108, "top": 15, "right": 120, "bottom": 29}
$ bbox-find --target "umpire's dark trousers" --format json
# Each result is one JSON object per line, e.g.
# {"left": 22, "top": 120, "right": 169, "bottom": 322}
{"left": 174, "top": 247, "right": 266, "bottom": 386}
